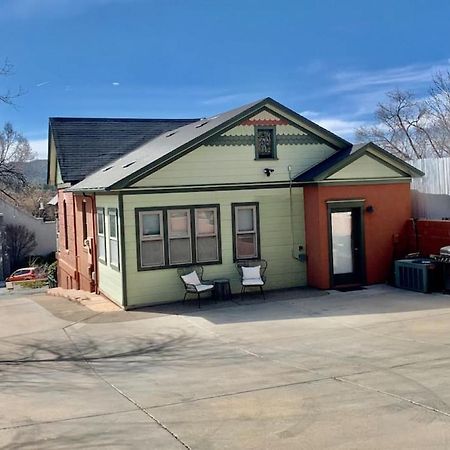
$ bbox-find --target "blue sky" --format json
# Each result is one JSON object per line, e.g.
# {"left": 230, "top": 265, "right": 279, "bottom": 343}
{"left": 1, "top": 0, "right": 450, "bottom": 159}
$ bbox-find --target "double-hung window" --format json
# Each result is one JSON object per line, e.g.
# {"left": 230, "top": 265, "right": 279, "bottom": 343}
{"left": 139, "top": 210, "right": 164, "bottom": 268}
{"left": 136, "top": 205, "right": 221, "bottom": 270}
{"left": 108, "top": 208, "right": 119, "bottom": 270}
{"left": 233, "top": 203, "right": 260, "bottom": 260}
{"left": 195, "top": 208, "right": 219, "bottom": 263}
{"left": 168, "top": 209, "right": 192, "bottom": 265}
{"left": 97, "top": 208, "right": 106, "bottom": 263}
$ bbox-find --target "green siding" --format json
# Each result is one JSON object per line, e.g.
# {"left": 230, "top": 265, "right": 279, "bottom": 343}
{"left": 96, "top": 194, "right": 123, "bottom": 305}
{"left": 123, "top": 188, "right": 306, "bottom": 307}
{"left": 131, "top": 109, "right": 336, "bottom": 188}
{"left": 328, "top": 154, "right": 404, "bottom": 180}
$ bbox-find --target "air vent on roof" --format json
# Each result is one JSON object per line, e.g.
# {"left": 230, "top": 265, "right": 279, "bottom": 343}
{"left": 166, "top": 131, "right": 177, "bottom": 137}
{"left": 122, "top": 161, "right": 136, "bottom": 168}
{"left": 195, "top": 121, "right": 209, "bottom": 128}
{"left": 102, "top": 166, "right": 113, "bottom": 172}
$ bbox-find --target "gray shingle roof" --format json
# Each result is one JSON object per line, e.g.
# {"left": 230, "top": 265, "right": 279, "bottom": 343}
{"left": 70, "top": 97, "right": 352, "bottom": 192}
{"left": 50, "top": 117, "right": 198, "bottom": 183}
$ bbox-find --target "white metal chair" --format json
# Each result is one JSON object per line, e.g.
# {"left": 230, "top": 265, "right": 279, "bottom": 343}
{"left": 236, "top": 259, "right": 267, "bottom": 300}
{"left": 178, "top": 266, "right": 214, "bottom": 308}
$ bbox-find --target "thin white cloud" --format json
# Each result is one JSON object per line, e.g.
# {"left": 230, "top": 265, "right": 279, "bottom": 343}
{"left": 112, "top": 82, "right": 120, "bottom": 86}
{"left": 331, "top": 61, "right": 450, "bottom": 94}
{"left": 315, "top": 117, "right": 366, "bottom": 140}
{"left": 29, "top": 138, "right": 48, "bottom": 159}
{"left": 36, "top": 81, "right": 50, "bottom": 87}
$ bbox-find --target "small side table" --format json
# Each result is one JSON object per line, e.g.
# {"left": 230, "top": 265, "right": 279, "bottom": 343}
{"left": 213, "top": 278, "right": 232, "bottom": 301}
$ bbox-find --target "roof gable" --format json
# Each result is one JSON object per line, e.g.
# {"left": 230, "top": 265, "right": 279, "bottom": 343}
{"left": 295, "top": 143, "right": 424, "bottom": 182}
{"left": 70, "top": 98, "right": 351, "bottom": 192}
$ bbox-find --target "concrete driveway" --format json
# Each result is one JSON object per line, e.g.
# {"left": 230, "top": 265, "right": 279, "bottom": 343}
{"left": 1, "top": 286, "right": 450, "bottom": 449}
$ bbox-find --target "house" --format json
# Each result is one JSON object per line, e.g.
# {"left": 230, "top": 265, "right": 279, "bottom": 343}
{"left": 47, "top": 98, "right": 423, "bottom": 309}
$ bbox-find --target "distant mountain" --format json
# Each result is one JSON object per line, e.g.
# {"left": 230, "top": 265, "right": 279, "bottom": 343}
{"left": 22, "top": 159, "right": 48, "bottom": 185}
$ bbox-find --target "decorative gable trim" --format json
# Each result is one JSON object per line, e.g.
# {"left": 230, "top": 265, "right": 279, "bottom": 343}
{"left": 204, "top": 133, "right": 323, "bottom": 147}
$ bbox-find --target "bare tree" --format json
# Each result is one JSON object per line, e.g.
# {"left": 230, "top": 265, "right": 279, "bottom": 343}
{"left": 3, "top": 224, "right": 37, "bottom": 270}
{"left": 356, "top": 73, "right": 450, "bottom": 160}
{"left": 0, "top": 122, "right": 35, "bottom": 189}
{"left": 0, "top": 59, "right": 23, "bottom": 106}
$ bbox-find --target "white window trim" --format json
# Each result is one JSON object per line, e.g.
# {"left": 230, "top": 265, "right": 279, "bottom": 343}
{"left": 234, "top": 204, "right": 259, "bottom": 260}
{"left": 139, "top": 210, "right": 165, "bottom": 268}
{"left": 97, "top": 208, "right": 107, "bottom": 264}
{"left": 168, "top": 209, "right": 192, "bottom": 266}
{"left": 108, "top": 208, "right": 120, "bottom": 270}
{"left": 195, "top": 207, "right": 219, "bottom": 263}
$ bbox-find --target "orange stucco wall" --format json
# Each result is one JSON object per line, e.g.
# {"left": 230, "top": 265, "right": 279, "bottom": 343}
{"left": 304, "top": 182, "right": 411, "bottom": 289}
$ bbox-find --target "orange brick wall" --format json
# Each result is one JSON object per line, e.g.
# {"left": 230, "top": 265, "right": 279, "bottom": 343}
{"left": 405, "top": 219, "right": 450, "bottom": 255}
{"left": 57, "top": 190, "right": 97, "bottom": 292}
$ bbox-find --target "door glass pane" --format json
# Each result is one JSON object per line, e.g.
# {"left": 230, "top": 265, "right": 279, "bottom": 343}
{"left": 237, "top": 208, "right": 254, "bottom": 232}
{"left": 197, "top": 236, "right": 218, "bottom": 262}
{"left": 331, "top": 212, "right": 353, "bottom": 275}
{"left": 169, "top": 238, "right": 191, "bottom": 264}
{"left": 196, "top": 209, "right": 215, "bottom": 235}
{"left": 236, "top": 234, "right": 256, "bottom": 258}
{"left": 169, "top": 210, "right": 189, "bottom": 237}
{"left": 141, "top": 240, "right": 164, "bottom": 266}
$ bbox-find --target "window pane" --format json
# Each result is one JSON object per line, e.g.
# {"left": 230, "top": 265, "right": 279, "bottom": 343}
{"left": 236, "top": 233, "right": 256, "bottom": 258}
{"left": 169, "top": 210, "right": 189, "bottom": 237}
{"left": 110, "top": 239, "right": 119, "bottom": 267}
{"left": 196, "top": 209, "right": 215, "bottom": 235}
{"left": 98, "top": 235, "right": 106, "bottom": 261}
{"left": 109, "top": 213, "right": 117, "bottom": 238}
{"left": 142, "top": 213, "right": 160, "bottom": 236}
{"left": 197, "top": 236, "right": 218, "bottom": 262}
{"left": 237, "top": 208, "right": 254, "bottom": 232}
{"left": 169, "top": 238, "right": 191, "bottom": 264}
{"left": 97, "top": 212, "right": 104, "bottom": 234}
{"left": 141, "top": 240, "right": 164, "bottom": 267}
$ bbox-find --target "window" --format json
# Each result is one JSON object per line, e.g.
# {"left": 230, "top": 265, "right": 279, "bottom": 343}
{"left": 139, "top": 211, "right": 164, "bottom": 268}
{"left": 255, "top": 127, "right": 276, "bottom": 159}
{"left": 63, "top": 200, "right": 69, "bottom": 250}
{"left": 195, "top": 208, "right": 219, "bottom": 262}
{"left": 168, "top": 209, "right": 192, "bottom": 265}
{"left": 136, "top": 205, "right": 221, "bottom": 270}
{"left": 97, "top": 208, "right": 106, "bottom": 264}
{"left": 108, "top": 208, "right": 119, "bottom": 270}
{"left": 232, "top": 203, "right": 260, "bottom": 260}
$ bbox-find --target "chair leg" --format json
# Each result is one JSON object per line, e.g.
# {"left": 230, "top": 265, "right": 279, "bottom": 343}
{"left": 240, "top": 286, "right": 244, "bottom": 301}
{"left": 197, "top": 292, "right": 201, "bottom": 309}
{"left": 183, "top": 292, "right": 187, "bottom": 303}
{"left": 259, "top": 286, "right": 265, "bottom": 301}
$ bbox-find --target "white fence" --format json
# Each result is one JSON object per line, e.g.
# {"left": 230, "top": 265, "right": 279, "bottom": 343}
{"left": 410, "top": 158, "right": 450, "bottom": 219}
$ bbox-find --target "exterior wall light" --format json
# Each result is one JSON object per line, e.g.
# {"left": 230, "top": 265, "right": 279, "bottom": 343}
{"left": 264, "top": 168, "right": 274, "bottom": 177}
{"left": 366, "top": 205, "right": 375, "bottom": 213}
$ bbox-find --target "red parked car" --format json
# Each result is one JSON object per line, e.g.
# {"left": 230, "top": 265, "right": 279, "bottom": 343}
{"left": 6, "top": 267, "right": 38, "bottom": 282}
